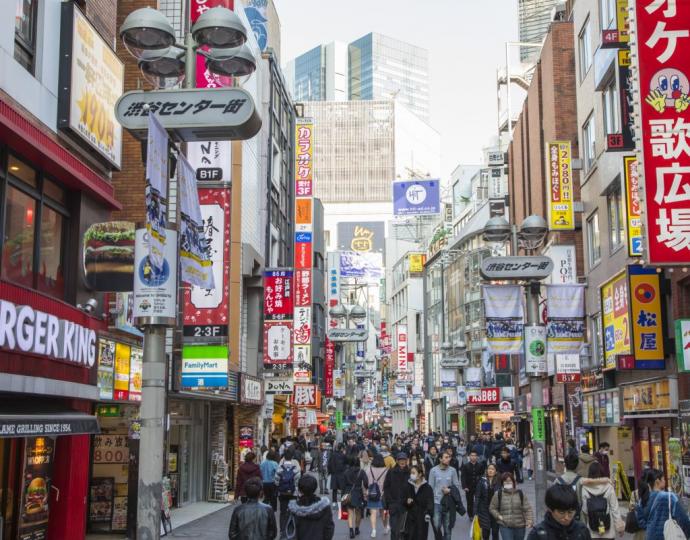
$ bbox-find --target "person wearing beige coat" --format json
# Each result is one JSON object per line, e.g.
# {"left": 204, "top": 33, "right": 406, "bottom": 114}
{"left": 489, "top": 472, "right": 534, "bottom": 540}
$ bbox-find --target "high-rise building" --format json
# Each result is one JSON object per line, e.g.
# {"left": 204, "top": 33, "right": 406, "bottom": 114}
{"left": 518, "top": 0, "right": 560, "bottom": 61}
{"left": 286, "top": 33, "right": 430, "bottom": 121}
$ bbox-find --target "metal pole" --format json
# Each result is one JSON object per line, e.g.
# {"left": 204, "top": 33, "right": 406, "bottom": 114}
{"left": 184, "top": 32, "right": 197, "bottom": 89}
{"left": 137, "top": 325, "right": 167, "bottom": 540}
{"left": 505, "top": 42, "right": 512, "bottom": 135}
{"left": 527, "top": 281, "right": 547, "bottom": 520}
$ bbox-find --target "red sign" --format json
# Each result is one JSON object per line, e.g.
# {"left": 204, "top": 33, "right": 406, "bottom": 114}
{"left": 293, "top": 383, "right": 319, "bottom": 407}
{"left": 294, "top": 241, "right": 312, "bottom": 269}
{"left": 556, "top": 373, "right": 582, "bottom": 383}
{"left": 467, "top": 387, "right": 501, "bottom": 405}
{"left": 295, "top": 269, "right": 312, "bottom": 307}
{"left": 263, "top": 321, "right": 293, "bottom": 365}
{"left": 325, "top": 338, "right": 335, "bottom": 396}
{"left": 183, "top": 188, "right": 231, "bottom": 336}
{"left": 634, "top": 0, "right": 690, "bottom": 264}
{"left": 190, "top": 0, "right": 234, "bottom": 89}
{"left": 263, "top": 270, "right": 293, "bottom": 319}
{"left": 396, "top": 324, "right": 408, "bottom": 372}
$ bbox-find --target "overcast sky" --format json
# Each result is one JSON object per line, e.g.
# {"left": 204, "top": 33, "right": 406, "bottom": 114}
{"left": 272, "top": 0, "right": 519, "bottom": 179}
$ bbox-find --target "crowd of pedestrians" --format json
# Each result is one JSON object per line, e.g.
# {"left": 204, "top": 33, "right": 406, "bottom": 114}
{"left": 227, "top": 429, "right": 690, "bottom": 540}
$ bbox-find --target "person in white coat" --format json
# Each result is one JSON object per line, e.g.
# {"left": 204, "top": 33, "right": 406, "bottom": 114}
{"left": 580, "top": 462, "right": 622, "bottom": 539}
{"left": 522, "top": 442, "right": 534, "bottom": 481}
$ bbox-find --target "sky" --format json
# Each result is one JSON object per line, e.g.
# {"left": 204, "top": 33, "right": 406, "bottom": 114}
{"left": 272, "top": 0, "right": 519, "bottom": 180}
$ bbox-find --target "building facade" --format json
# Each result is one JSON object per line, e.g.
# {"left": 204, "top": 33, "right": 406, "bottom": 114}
{"left": 519, "top": 0, "right": 562, "bottom": 61}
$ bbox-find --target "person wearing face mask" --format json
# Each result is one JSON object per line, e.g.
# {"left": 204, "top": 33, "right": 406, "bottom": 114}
{"left": 489, "top": 472, "right": 533, "bottom": 540}
{"left": 425, "top": 445, "right": 440, "bottom": 480}
{"left": 403, "top": 465, "right": 434, "bottom": 540}
{"left": 594, "top": 443, "right": 611, "bottom": 479}
{"left": 526, "top": 484, "right": 591, "bottom": 540}
{"left": 476, "top": 463, "right": 501, "bottom": 540}
{"left": 429, "top": 450, "right": 463, "bottom": 539}
{"left": 383, "top": 453, "right": 411, "bottom": 540}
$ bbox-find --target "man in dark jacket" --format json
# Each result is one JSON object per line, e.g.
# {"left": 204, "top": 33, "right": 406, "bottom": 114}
{"left": 228, "top": 477, "right": 277, "bottom": 540}
{"left": 594, "top": 442, "right": 611, "bottom": 478}
{"left": 527, "top": 484, "right": 592, "bottom": 540}
{"left": 327, "top": 444, "right": 347, "bottom": 505}
{"left": 383, "top": 453, "right": 410, "bottom": 540}
{"left": 490, "top": 434, "right": 506, "bottom": 462}
{"left": 460, "top": 450, "right": 485, "bottom": 518}
{"left": 235, "top": 452, "right": 263, "bottom": 503}
{"left": 496, "top": 447, "right": 519, "bottom": 477}
{"left": 287, "top": 475, "right": 334, "bottom": 540}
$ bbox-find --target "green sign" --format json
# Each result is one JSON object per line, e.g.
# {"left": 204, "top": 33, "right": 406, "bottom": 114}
{"left": 97, "top": 404, "right": 120, "bottom": 417}
{"left": 675, "top": 320, "right": 690, "bottom": 372}
{"left": 532, "top": 407, "right": 545, "bottom": 442}
{"left": 460, "top": 416, "right": 466, "bottom": 432}
{"left": 335, "top": 411, "right": 343, "bottom": 430}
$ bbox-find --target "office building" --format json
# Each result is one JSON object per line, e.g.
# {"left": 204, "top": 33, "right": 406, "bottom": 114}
{"left": 518, "top": 0, "right": 560, "bottom": 61}
{"left": 285, "top": 42, "right": 348, "bottom": 102}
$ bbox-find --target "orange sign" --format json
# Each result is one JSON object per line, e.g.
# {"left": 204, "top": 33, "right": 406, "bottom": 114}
{"left": 295, "top": 198, "right": 312, "bottom": 224}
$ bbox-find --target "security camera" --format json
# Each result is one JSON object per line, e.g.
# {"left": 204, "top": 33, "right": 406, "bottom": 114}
{"left": 77, "top": 298, "right": 98, "bottom": 314}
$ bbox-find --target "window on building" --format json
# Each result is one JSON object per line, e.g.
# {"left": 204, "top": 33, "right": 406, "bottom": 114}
{"left": 14, "top": 0, "right": 38, "bottom": 74}
{"left": 602, "top": 81, "right": 619, "bottom": 136}
{"left": 587, "top": 211, "right": 601, "bottom": 268}
{"left": 583, "top": 114, "right": 596, "bottom": 171}
{"left": 579, "top": 18, "right": 592, "bottom": 81}
{"left": 607, "top": 183, "right": 624, "bottom": 252}
{"left": 590, "top": 313, "right": 604, "bottom": 369}
{"left": 1, "top": 153, "right": 69, "bottom": 299}
{"left": 600, "top": 0, "right": 617, "bottom": 29}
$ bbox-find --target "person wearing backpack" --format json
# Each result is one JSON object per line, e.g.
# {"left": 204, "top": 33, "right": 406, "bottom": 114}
{"left": 553, "top": 453, "right": 583, "bottom": 518}
{"left": 228, "top": 477, "right": 278, "bottom": 540}
{"left": 285, "top": 475, "right": 334, "bottom": 540}
{"left": 489, "top": 472, "right": 534, "bottom": 540}
{"left": 635, "top": 468, "right": 690, "bottom": 540}
{"left": 342, "top": 454, "right": 368, "bottom": 539}
{"left": 580, "top": 462, "right": 621, "bottom": 539}
{"left": 275, "top": 448, "right": 301, "bottom": 538}
{"left": 526, "top": 484, "right": 592, "bottom": 540}
{"left": 366, "top": 453, "right": 389, "bottom": 537}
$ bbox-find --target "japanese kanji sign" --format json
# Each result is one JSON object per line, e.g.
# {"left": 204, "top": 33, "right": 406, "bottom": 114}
{"left": 294, "top": 269, "right": 312, "bottom": 307}
{"left": 480, "top": 256, "right": 554, "bottom": 280}
{"left": 263, "top": 270, "right": 293, "bottom": 320}
{"left": 600, "top": 271, "right": 631, "bottom": 369}
{"left": 295, "top": 120, "right": 314, "bottom": 197}
{"left": 293, "top": 306, "right": 312, "bottom": 345}
{"left": 263, "top": 321, "right": 293, "bottom": 366}
{"left": 633, "top": 0, "right": 690, "bottom": 263}
{"left": 293, "top": 383, "right": 319, "bottom": 407}
{"left": 624, "top": 156, "right": 644, "bottom": 255}
{"left": 546, "top": 141, "right": 575, "bottom": 230}
{"left": 325, "top": 338, "right": 335, "bottom": 396}
{"left": 628, "top": 265, "right": 665, "bottom": 367}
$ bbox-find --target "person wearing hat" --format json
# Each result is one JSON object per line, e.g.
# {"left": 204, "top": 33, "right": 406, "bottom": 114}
{"left": 383, "top": 452, "right": 411, "bottom": 539}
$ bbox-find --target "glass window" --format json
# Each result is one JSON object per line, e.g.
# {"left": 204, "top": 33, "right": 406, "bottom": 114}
{"left": 600, "top": 0, "right": 617, "bottom": 29}
{"left": 590, "top": 313, "right": 604, "bottom": 368}
{"left": 14, "top": 0, "right": 38, "bottom": 74}
{"left": 7, "top": 155, "right": 37, "bottom": 187}
{"left": 2, "top": 185, "right": 36, "bottom": 288}
{"left": 603, "top": 82, "right": 618, "bottom": 136}
{"left": 587, "top": 211, "right": 601, "bottom": 268}
{"left": 583, "top": 114, "right": 596, "bottom": 171}
{"left": 607, "top": 184, "right": 624, "bottom": 252}
{"left": 38, "top": 206, "right": 64, "bottom": 297}
{"left": 579, "top": 18, "right": 592, "bottom": 81}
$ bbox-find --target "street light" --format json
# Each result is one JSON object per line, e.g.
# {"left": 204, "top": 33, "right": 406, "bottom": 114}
{"left": 482, "top": 215, "right": 548, "bottom": 254}
{"left": 120, "top": 6, "right": 254, "bottom": 89}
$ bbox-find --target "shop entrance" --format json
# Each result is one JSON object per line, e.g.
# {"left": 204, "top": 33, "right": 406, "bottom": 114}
{"left": 634, "top": 420, "right": 673, "bottom": 483}
{"left": 0, "top": 437, "right": 23, "bottom": 539}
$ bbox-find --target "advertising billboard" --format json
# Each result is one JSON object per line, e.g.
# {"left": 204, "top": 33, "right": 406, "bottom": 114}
{"left": 628, "top": 266, "right": 665, "bottom": 367}
{"left": 546, "top": 141, "right": 575, "bottom": 230}
{"left": 337, "top": 222, "right": 385, "bottom": 253}
{"left": 263, "top": 270, "right": 294, "bottom": 320}
{"left": 393, "top": 179, "right": 441, "bottom": 216}
{"left": 600, "top": 271, "right": 631, "bottom": 369}
{"left": 624, "top": 156, "right": 643, "bottom": 256}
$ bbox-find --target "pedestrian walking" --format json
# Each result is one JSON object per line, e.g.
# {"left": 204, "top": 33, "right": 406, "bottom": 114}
{"left": 580, "top": 462, "right": 621, "bottom": 539}
{"left": 526, "top": 484, "right": 592, "bottom": 540}
{"left": 552, "top": 453, "right": 583, "bottom": 519}
{"left": 593, "top": 443, "right": 611, "bottom": 479}
{"left": 275, "top": 448, "right": 301, "bottom": 537}
{"left": 428, "top": 450, "right": 462, "bottom": 539}
{"left": 286, "top": 475, "right": 335, "bottom": 540}
{"left": 475, "top": 463, "right": 500, "bottom": 540}
{"left": 424, "top": 445, "right": 440, "bottom": 479}
{"left": 460, "top": 450, "right": 485, "bottom": 518}
{"left": 316, "top": 441, "right": 332, "bottom": 495}
{"left": 634, "top": 468, "right": 690, "bottom": 540}
{"left": 402, "top": 464, "right": 434, "bottom": 540}
{"left": 328, "top": 443, "right": 347, "bottom": 506}
{"left": 522, "top": 443, "right": 534, "bottom": 481}
{"left": 260, "top": 450, "right": 279, "bottom": 511}
{"left": 489, "top": 472, "right": 533, "bottom": 540}
{"left": 366, "top": 453, "right": 389, "bottom": 537}
{"left": 236, "top": 452, "right": 262, "bottom": 503}
{"left": 383, "top": 452, "right": 411, "bottom": 540}
{"left": 496, "top": 447, "right": 519, "bottom": 479}
{"left": 342, "top": 454, "right": 368, "bottom": 539}
{"left": 576, "top": 445, "right": 596, "bottom": 478}
{"left": 228, "top": 477, "right": 277, "bottom": 540}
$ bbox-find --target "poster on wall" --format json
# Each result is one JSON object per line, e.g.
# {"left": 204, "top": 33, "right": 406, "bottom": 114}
{"left": 113, "top": 342, "right": 131, "bottom": 401}
{"left": 18, "top": 437, "right": 55, "bottom": 540}
{"left": 97, "top": 339, "right": 115, "bottom": 400}
{"left": 546, "top": 141, "right": 575, "bottom": 230}
{"left": 128, "top": 347, "right": 143, "bottom": 401}
{"left": 88, "top": 477, "right": 114, "bottom": 529}
{"left": 600, "top": 271, "right": 630, "bottom": 369}
{"left": 239, "top": 426, "right": 254, "bottom": 449}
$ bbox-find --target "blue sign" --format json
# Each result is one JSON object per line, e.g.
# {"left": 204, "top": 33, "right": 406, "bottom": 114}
{"left": 340, "top": 251, "right": 383, "bottom": 279}
{"left": 393, "top": 179, "right": 441, "bottom": 216}
{"left": 295, "top": 231, "right": 312, "bottom": 243}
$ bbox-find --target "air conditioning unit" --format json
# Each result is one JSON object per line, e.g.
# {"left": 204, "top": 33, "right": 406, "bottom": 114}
{"left": 551, "top": 1, "right": 567, "bottom": 21}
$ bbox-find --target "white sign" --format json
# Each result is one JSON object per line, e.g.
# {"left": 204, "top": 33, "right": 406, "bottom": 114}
{"left": 440, "top": 368, "right": 456, "bottom": 388}
{"left": 525, "top": 325, "right": 547, "bottom": 375}
{"left": 294, "top": 306, "right": 312, "bottom": 345}
{"left": 0, "top": 300, "right": 97, "bottom": 367}
{"left": 191, "top": 201, "right": 224, "bottom": 309}
{"left": 544, "top": 245, "right": 577, "bottom": 284}
{"left": 457, "top": 386, "right": 467, "bottom": 405}
{"left": 555, "top": 354, "right": 581, "bottom": 383}
{"left": 264, "top": 394, "right": 275, "bottom": 416}
{"left": 293, "top": 344, "right": 311, "bottom": 383}
{"left": 133, "top": 229, "right": 178, "bottom": 323}
{"left": 244, "top": 377, "right": 262, "bottom": 402}
{"left": 265, "top": 378, "right": 294, "bottom": 395}
{"left": 499, "top": 400, "right": 513, "bottom": 412}
{"left": 333, "top": 368, "right": 345, "bottom": 398}
{"left": 187, "top": 141, "right": 231, "bottom": 182}
{"left": 265, "top": 323, "right": 292, "bottom": 363}
{"left": 397, "top": 324, "right": 408, "bottom": 372}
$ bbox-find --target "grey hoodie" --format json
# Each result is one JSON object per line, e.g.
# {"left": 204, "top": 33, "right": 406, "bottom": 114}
{"left": 580, "top": 481, "right": 620, "bottom": 539}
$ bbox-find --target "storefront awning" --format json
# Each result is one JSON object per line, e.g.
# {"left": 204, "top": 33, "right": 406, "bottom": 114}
{"left": 0, "top": 411, "right": 100, "bottom": 438}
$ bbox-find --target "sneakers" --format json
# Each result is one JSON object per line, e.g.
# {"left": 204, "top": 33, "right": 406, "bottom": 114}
{"left": 371, "top": 529, "right": 377, "bottom": 538}
{"left": 384, "top": 526, "right": 390, "bottom": 535}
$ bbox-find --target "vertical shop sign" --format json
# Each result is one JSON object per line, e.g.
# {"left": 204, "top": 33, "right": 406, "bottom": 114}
{"left": 18, "top": 437, "right": 55, "bottom": 540}
{"left": 624, "top": 156, "right": 643, "bottom": 256}
{"left": 293, "top": 384, "right": 319, "bottom": 407}
{"left": 263, "top": 270, "right": 294, "bottom": 320}
{"left": 294, "top": 269, "right": 312, "bottom": 307}
{"left": 606, "top": 50, "right": 635, "bottom": 151}
{"left": 546, "top": 141, "right": 575, "bottom": 230}
{"left": 628, "top": 265, "right": 665, "bottom": 367}
{"left": 600, "top": 271, "right": 631, "bottom": 369}
{"left": 325, "top": 338, "right": 335, "bottom": 396}
{"left": 532, "top": 408, "right": 546, "bottom": 442}
{"left": 128, "top": 347, "right": 143, "bottom": 401}
{"left": 397, "top": 324, "right": 408, "bottom": 372}
{"left": 113, "top": 342, "right": 131, "bottom": 401}
{"left": 675, "top": 319, "right": 690, "bottom": 372}
{"left": 263, "top": 321, "right": 293, "bottom": 366}
{"left": 632, "top": 0, "right": 690, "bottom": 264}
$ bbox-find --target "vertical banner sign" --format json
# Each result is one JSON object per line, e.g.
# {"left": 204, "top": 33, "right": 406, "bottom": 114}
{"left": 624, "top": 156, "right": 643, "bottom": 256}
{"left": 532, "top": 408, "right": 546, "bottom": 442}
{"left": 325, "top": 338, "right": 335, "bottom": 396}
{"left": 145, "top": 114, "right": 169, "bottom": 270}
{"left": 525, "top": 325, "right": 548, "bottom": 375}
{"left": 18, "top": 437, "right": 55, "bottom": 540}
{"left": 294, "top": 269, "right": 312, "bottom": 307}
{"left": 628, "top": 265, "right": 665, "bottom": 368}
{"left": 263, "top": 321, "right": 293, "bottom": 366}
{"left": 396, "top": 324, "right": 408, "bottom": 372}
{"left": 674, "top": 319, "right": 690, "bottom": 372}
{"left": 546, "top": 141, "right": 575, "bottom": 230}
{"left": 263, "top": 270, "right": 294, "bottom": 320}
{"left": 183, "top": 188, "right": 231, "bottom": 339}
{"left": 133, "top": 229, "right": 178, "bottom": 322}
{"left": 546, "top": 285, "right": 586, "bottom": 354}
{"left": 483, "top": 285, "right": 524, "bottom": 354}
{"left": 190, "top": 0, "right": 234, "bottom": 89}
{"left": 600, "top": 271, "right": 630, "bottom": 369}
{"left": 633, "top": 0, "right": 690, "bottom": 264}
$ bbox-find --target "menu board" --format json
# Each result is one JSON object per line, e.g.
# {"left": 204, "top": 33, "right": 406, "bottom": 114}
{"left": 128, "top": 347, "right": 143, "bottom": 401}
{"left": 88, "top": 477, "right": 114, "bottom": 530}
{"left": 111, "top": 496, "right": 127, "bottom": 531}
{"left": 98, "top": 340, "right": 116, "bottom": 400}
{"left": 18, "top": 437, "right": 55, "bottom": 540}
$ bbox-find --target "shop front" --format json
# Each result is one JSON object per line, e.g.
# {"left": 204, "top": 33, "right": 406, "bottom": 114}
{"left": 621, "top": 377, "right": 679, "bottom": 484}
{"left": 678, "top": 400, "right": 690, "bottom": 499}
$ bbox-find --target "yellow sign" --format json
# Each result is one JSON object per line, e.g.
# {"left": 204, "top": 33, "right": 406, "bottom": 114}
{"left": 622, "top": 379, "right": 671, "bottom": 413}
{"left": 546, "top": 141, "right": 575, "bottom": 230}
{"left": 616, "top": 0, "right": 630, "bottom": 44}
{"left": 624, "top": 157, "right": 642, "bottom": 256}
{"left": 628, "top": 266, "right": 665, "bottom": 362}
{"left": 601, "top": 271, "right": 631, "bottom": 369}
{"left": 409, "top": 253, "right": 426, "bottom": 273}
{"left": 114, "top": 342, "right": 131, "bottom": 393}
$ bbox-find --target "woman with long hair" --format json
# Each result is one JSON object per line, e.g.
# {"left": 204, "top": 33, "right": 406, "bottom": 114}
{"left": 403, "top": 465, "right": 434, "bottom": 540}
{"left": 366, "top": 453, "right": 388, "bottom": 537}
{"left": 476, "top": 463, "right": 501, "bottom": 540}
{"left": 343, "top": 453, "right": 368, "bottom": 538}
{"left": 635, "top": 468, "right": 690, "bottom": 540}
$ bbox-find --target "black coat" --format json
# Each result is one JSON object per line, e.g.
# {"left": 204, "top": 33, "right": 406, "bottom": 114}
{"left": 342, "top": 466, "right": 367, "bottom": 509}
{"left": 424, "top": 455, "right": 439, "bottom": 479}
{"left": 461, "top": 460, "right": 486, "bottom": 492}
{"left": 475, "top": 476, "right": 500, "bottom": 531}
{"left": 403, "top": 481, "right": 434, "bottom": 540}
{"left": 383, "top": 465, "right": 410, "bottom": 511}
{"left": 287, "top": 496, "right": 335, "bottom": 540}
{"left": 526, "top": 512, "right": 592, "bottom": 540}
{"left": 228, "top": 499, "right": 277, "bottom": 540}
{"left": 496, "top": 457, "right": 518, "bottom": 477}
{"left": 327, "top": 451, "right": 347, "bottom": 490}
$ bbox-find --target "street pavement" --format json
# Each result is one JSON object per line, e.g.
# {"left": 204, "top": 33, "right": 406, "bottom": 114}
{"left": 170, "top": 480, "right": 635, "bottom": 539}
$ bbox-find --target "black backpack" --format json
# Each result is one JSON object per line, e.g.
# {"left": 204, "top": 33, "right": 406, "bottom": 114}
{"left": 278, "top": 464, "right": 297, "bottom": 494}
{"left": 586, "top": 494, "right": 610, "bottom": 533}
{"left": 367, "top": 469, "right": 384, "bottom": 502}
{"left": 556, "top": 475, "right": 581, "bottom": 519}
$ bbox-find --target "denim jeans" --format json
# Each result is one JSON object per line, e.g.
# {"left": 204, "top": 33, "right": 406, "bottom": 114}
{"left": 433, "top": 503, "right": 452, "bottom": 540}
{"left": 499, "top": 526, "right": 526, "bottom": 540}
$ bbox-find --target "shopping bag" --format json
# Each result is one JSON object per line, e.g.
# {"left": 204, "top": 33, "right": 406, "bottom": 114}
{"left": 470, "top": 516, "right": 482, "bottom": 540}
{"left": 339, "top": 502, "right": 349, "bottom": 521}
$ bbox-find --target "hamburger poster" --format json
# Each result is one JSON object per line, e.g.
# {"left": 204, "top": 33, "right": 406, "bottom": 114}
{"left": 19, "top": 437, "right": 55, "bottom": 539}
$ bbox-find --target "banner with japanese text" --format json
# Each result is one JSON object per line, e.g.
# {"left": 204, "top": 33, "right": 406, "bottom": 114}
{"left": 325, "top": 338, "right": 335, "bottom": 396}
{"left": 628, "top": 265, "right": 665, "bottom": 368}
{"left": 633, "top": 0, "right": 690, "bottom": 263}
{"left": 546, "top": 141, "right": 575, "bottom": 230}
{"left": 600, "top": 271, "right": 630, "bottom": 369}
{"left": 263, "top": 270, "right": 293, "bottom": 320}
{"left": 145, "top": 114, "right": 169, "bottom": 270}
{"left": 624, "top": 156, "right": 643, "bottom": 256}
{"left": 483, "top": 285, "right": 524, "bottom": 354}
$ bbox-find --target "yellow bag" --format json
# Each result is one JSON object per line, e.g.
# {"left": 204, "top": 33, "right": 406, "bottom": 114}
{"left": 471, "top": 516, "right": 482, "bottom": 540}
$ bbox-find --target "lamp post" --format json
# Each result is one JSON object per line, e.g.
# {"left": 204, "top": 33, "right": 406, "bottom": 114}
{"left": 119, "top": 6, "right": 254, "bottom": 539}
{"left": 441, "top": 339, "right": 467, "bottom": 436}
{"left": 482, "top": 215, "right": 550, "bottom": 518}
